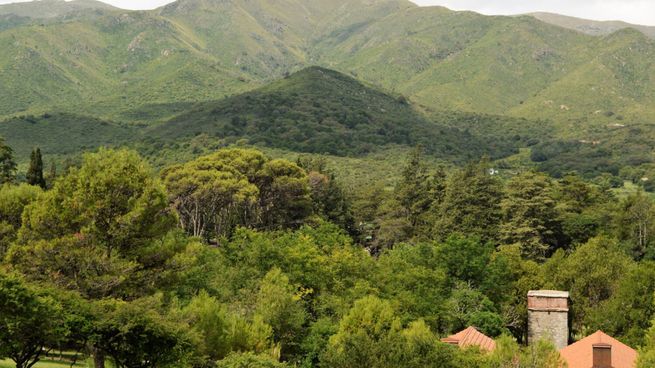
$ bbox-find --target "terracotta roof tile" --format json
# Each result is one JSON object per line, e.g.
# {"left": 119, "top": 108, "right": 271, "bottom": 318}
{"left": 559, "top": 331, "right": 638, "bottom": 368}
{"left": 441, "top": 326, "right": 496, "bottom": 351}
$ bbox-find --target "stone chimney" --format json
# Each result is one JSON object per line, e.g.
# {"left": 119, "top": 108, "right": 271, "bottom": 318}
{"left": 593, "top": 343, "right": 612, "bottom": 368}
{"left": 527, "top": 290, "right": 569, "bottom": 350}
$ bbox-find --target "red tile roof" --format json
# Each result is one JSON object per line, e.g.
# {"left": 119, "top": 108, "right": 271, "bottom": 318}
{"left": 441, "top": 326, "right": 496, "bottom": 351}
{"left": 559, "top": 331, "right": 637, "bottom": 368}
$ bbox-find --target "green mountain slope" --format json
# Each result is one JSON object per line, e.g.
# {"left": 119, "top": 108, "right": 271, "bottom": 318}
{"left": 0, "top": 0, "right": 654, "bottom": 146}
{"left": 509, "top": 28, "right": 655, "bottom": 126}
{"left": 0, "top": 0, "right": 416, "bottom": 118}
{"left": 150, "top": 66, "right": 501, "bottom": 159}
{"left": 0, "top": 67, "right": 536, "bottom": 174}
{"left": 0, "top": 10, "right": 256, "bottom": 117}
{"left": 0, "top": 112, "right": 136, "bottom": 159}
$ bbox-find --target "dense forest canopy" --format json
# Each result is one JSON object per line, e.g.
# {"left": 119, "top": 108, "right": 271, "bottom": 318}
{"left": 1, "top": 139, "right": 655, "bottom": 367}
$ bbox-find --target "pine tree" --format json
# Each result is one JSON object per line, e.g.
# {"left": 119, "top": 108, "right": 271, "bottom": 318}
{"left": 45, "top": 160, "right": 57, "bottom": 189}
{"left": 433, "top": 159, "right": 503, "bottom": 242}
{"left": 0, "top": 137, "right": 16, "bottom": 185}
{"left": 395, "top": 146, "right": 434, "bottom": 230}
{"left": 500, "top": 171, "right": 560, "bottom": 260}
{"left": 26, "top": 148, "right": 46, "bottom": 188}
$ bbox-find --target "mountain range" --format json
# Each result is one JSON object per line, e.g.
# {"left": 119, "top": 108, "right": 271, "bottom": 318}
{"left": 0, "top": 0, "right": 653, "bottom": 125}
{"left": 1, "top": 0, "right": 655, "bottom": 179}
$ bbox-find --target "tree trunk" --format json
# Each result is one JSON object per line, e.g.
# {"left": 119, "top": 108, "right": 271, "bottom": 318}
{"left": 93, "top": 349, "right": 105, "bottom": 368}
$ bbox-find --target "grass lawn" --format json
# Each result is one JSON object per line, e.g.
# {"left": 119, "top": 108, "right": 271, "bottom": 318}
{"left": 0, "top": 358, "right": 90, "bottom": 367}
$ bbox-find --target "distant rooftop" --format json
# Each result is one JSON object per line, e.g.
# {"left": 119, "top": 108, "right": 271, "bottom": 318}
{"left": 441, "top": 326, "right": 496, "bottom": 352}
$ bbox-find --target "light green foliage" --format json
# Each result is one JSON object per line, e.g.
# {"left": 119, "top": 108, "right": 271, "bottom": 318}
{"left": 255, "top": 268, "right": 307, "bottom": 358}
{"left": 399, "top": 320, "right": 459, "bottom": 368}
{"left": 216, "top": 352, "right": 289, "bottom": 368}
{"left": 18, "top": 148, "right": 173, "bottom": 254}
{"left": 544, "top": 236, "right": 633, "bottom": 331}
{"left": 93, "top": 297, "right": 195, "bottom": 368}
{"left": 0, "top": 273, "right": 66, "bottom": 368}
{"left": 488, "top": 335, "right": 563, "bottom": 368}
{"left": 321, "top": 295, "right": 403, "bottom": 368}
{"left": 436, "top": 236, "right": 494, "bottom": 288}
{"left": 8, "top": 235, "right": 138, "bottom": 299}
{"left": 162, "top": 153, "right": 259, "bottom": 240}
{"left": 163, "top": 149, "right": 311, "bottom": 241}
{"left": 10, "top": 148, "right": 176, "bottom": 298}
{"left": 374, "top": 243, "right": 450, "bottom": 330}
{"left": 0, "top": 183, "right": 41, "bottom": 255}
{"left": 216, "top": 222, "right": 375, "bottom": 319}
{"left": 322, "top": 296, "right": 461, "bottom": 368}
{"left": 183, "top": 292, "right": 275, "bottom": 363}
{"left": 445, "top": 284, "right": 505, "bottom": 338}
{"left": 0, "top": 126, "right": 653, "bottom": 367}
{"left": 638, "top": 320, "right": 655, "bottom": 368}
{"left": 586, "top": 261, "right": 655, "bottom": 347}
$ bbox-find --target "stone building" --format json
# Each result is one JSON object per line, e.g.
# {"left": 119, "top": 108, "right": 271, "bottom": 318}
{"left": 527, "top": 290, "right": 569, "bottom": 350}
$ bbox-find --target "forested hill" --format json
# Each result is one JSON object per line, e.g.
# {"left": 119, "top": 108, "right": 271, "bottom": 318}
{"left": 0, "top": 67, "right": 534, "bottom": 169}
{"left": 1, "top": 0, "right": 655, "bottom": 130}
{"left": 150, "top": 66, "right": 504, "bottom": 159}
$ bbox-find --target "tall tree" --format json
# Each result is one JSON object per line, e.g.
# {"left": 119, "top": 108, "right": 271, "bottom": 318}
{"left": 500, "top": 171, "right": 561, "bottom": 261}
{"left": 10, "top": 148, "right": 177, "bottom": 299}
{"left": 0, "top": 184, "right": 42, "bottom": 257}
{"left": 544, "top": 236, "right": 632, "bottom": 332}
{"left": 395, "top": 147, "right": 435, "bottom": 233}
{"left": 46, "top": 160, "right": 57, "bottom": 188}
{"left": 638, "top": 316, "right": 655, "bottom": 368}
{"left": 163, "top": 149, "right": 311, "bottom": 242}
{"left": 26, "top": 148, "right": 46, "bottom": 188}
{"left": 255, "top": 268, "right": 306, "bottom": 359}
{"left": 298, "top": 156, "right": 356, "bottom": 236}
{"left": 0, "top": 137, "right": 16, "bottom": 185}
{"left": 0, "top": 273, "right": 67, "bottom": 368}
{"left": 93, "top": 297, "right": 195, "bottom": 368}
{"left": 614, "top": 191, "right": 655, "bottom": 260}
{"left": 433, "top": 159, "right": 503, "bottom": 242}
{"left": 321, "top": 296, "right": 404, "bottom": 368}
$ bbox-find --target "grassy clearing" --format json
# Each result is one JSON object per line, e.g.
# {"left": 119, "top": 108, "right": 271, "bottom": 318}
{"left": 0, "top": 359, "right": 90, "bottom": 368}
{"left": 612, "top": 181, "right": 655, "bottom": 199}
